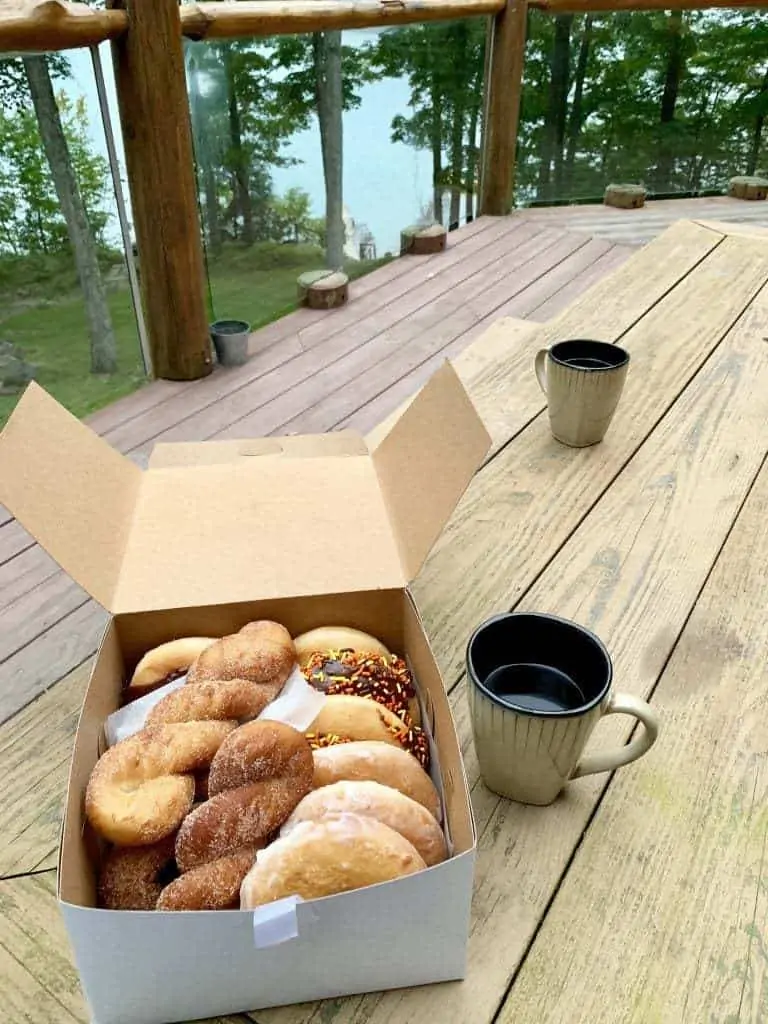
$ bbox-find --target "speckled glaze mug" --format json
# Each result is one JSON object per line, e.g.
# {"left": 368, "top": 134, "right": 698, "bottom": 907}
{"left": 466, "top": 613, "right": 659, "bottom": 806}
{"left": 535, "top": 339, "right": 630, "bottom": 447}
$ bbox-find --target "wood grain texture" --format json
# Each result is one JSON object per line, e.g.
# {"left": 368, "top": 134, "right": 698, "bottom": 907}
{"left": 500, "top": 438, "right": 768, "bottom": 1024}
{"left": 531, "top": 0, "right": 760, "bottom": 11}
{"left": 0, "top": 0, "right": 126, "bottom": 52}
{"left": 415, "top": 233, "right": 768, "bottom": 685}
{"left": 181, "top": 0, "right": 504, "bottom": 39}
{"left": 479, "top": 0, "right": 527, "bottom": 215}
{"left": 0, "top": 872, "right": 251, "bottom": 1023}
{"left": 0, "top": 661, "right": 89, "bottom": 877}
{"left": 260, "top": 244, "right": 768, "bottom": 1024}
{"left": 0, "top": 600, "right": 106, "bottom": 726}
{"left": 108, "top": 0, "right": 212, "bottom": 380}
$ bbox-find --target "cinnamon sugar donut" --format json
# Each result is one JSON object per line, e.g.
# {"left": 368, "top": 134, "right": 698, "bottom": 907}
{"left": 157, "top": 847, "right": 259, "bottom": 911}
{"left": 187, "top": 620, "right": 295, "bottom": 693}
{"left": 98, "top": 834, "right": 179, "bottom": 910}
{"left": 175, "top": 720, "right": 314, "bottom": 872}
{"left": 85, "top": 721, "right": 235, "bottom": 846}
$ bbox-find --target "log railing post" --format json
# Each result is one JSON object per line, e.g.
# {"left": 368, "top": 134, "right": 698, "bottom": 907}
{"left": 107, "top": 0, "right": 212, "bottom": 380}
{"left": 479, "top": 0, "right": 527, "bottom": 215}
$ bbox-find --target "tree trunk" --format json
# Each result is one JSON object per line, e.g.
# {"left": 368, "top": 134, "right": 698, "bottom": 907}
{"left": 747, "top": 68, "right": 768, "bottom": 175}
{"left": 23, "top": 55, "right": 117, "bottom": 375}
{"left": 538, "top": 15, "right": 573, "bottom": 201}
{"left": 314, "top": 31, "right": 345, "bottom": 270}
{"left": 188, "top": 55, "right": 222, "bottom": 255}
{"left": 465, "top": 89, "right": 481, "bottom": 222}
{"left": 656, "top": 10, "right": 686, "bottom": 190}
{"left": 564, "top": 15, "right": 593, "bottom": 184}
{"left": 224, "top": 45, "right": 253, "bottom": 245}
{"left": 448, "top": 24, "right": 468, "bottom": 230}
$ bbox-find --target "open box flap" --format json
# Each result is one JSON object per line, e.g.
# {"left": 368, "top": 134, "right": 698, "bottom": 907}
{"left": 0, "top": 383, "right": 140, "bottom": 611}
{"left": 371, "top": 362, "right": 491, "bottom": 582}
{"left": 148, "top": 430, "right": 369, "bottom": 468}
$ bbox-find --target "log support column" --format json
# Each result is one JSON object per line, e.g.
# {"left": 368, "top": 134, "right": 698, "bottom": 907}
{"left": 108, "top": 0, "right": 212, "bottom": 380}
{"left": 479, "top": 0, "right": 527, "bottom": 217}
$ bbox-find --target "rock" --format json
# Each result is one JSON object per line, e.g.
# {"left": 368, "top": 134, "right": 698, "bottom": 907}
{"left": 0, "top": 341, "right": 36, "bottom": 395}
{"left": 728, "top": 175, "right": 768, "bottom": 201}
{"left": 400, "top": 223, "right": 447, "bottom": 255}
{"left": 297, "top": 270, "right": 349, "bottom": 310}
{"left": 604, "top": 184, "right": 646, "bottom": 209}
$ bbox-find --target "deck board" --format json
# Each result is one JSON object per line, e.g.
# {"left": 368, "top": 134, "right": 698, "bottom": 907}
{"left": 499, "top": 442, "right": 768, "bottom": 1024}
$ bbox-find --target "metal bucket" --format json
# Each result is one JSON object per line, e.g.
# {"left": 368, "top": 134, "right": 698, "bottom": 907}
{"left": 210, "top": 319, "right": 251, "bottom": 367}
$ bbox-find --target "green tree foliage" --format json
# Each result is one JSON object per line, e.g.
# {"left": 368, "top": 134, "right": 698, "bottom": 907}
{"left": 0, "top": 90, "right": 111, "bottom": 255}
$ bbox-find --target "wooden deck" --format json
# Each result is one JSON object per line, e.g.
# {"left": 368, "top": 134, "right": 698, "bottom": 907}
{"left": 0, "top": 212, "right": 637, "bottom": 727}
{"left": 2, "top": 208, "right": 768, "bottom": 1023}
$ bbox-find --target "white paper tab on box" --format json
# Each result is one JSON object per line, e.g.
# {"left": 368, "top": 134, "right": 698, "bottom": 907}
{"left": 252, "top": 895, "right": 306, "bottom": 949}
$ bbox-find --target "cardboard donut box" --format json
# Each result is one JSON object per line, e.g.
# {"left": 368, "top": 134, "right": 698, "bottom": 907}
{"left": 0, "top": 363, "right": 490, "bottom": 1024}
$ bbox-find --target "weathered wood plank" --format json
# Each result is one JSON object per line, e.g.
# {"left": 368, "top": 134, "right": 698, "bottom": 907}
{"left": 104, "top": 221, "right": 551, "bottom": 454}
{"left": 140, "top": 228, "right": 579, "bottom": 447}
{"left": 499, "top": 448, "right": 768, "bottom": 1023}
{"left": 347, "top": 220, "right": 719, "bottom": 447}
{"left": 416, "top": 233, "right": 768, "bottom": 686}
{"left": 0, "top": 544, "right": 60, "bottom": 612}
{"left": 251, "top": 236, "right": 597, "bottom": 441}
{"left": 260, "top": 257, "right": 768, "bottom": 1024}
{"left": 0, "top": 871, "right": 251, "bottom": 1023}
{"left": 0, "top": 520, "right": 35, "bottom": 565}
{"left": 0, "top": 600, "right": 106, "bottom": 726}
{"left": 0, "top": 0, "right": 127, "bottom": 53}
{"left": 528, "top": 241, "right": 635, "bottom": 322}
{"left": 0, "top": 572, "right": 88, "bottom": 664}
{"left": 0, "top": 661, "right": 90, "bottom": 878}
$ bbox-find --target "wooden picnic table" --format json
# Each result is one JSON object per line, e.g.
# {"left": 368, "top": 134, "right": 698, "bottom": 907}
{"left": 1, "top": 216, "right": 768, "bottom": 1023}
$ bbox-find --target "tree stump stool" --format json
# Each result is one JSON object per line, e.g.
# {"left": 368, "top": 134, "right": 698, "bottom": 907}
{"left": 604, "top": 184, "right": 646, "bottom": 209}
{"left": 297, "top": 270, "right": 349, "bottom": 310}
{"left": 400, "top": 223, "right": 447, "bottom": 256}
{"left": 728, "top": 175, "right": 768, "bottom": 201}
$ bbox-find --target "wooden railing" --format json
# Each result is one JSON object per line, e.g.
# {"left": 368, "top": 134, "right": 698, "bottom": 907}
{"left": 0, "top": 0, "right": 765, "bottom": 379}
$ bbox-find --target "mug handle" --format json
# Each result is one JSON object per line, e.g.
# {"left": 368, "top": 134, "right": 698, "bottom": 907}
{"left": 535, "top": 348, "right": 550, "bottom": 394}
{"left": 570, "top": 692, "right": 659, "bottom": 779}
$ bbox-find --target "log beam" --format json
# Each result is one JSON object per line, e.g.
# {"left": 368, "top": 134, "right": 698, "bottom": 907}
{"left": 0, "top": 0, "right": 127, "bottom": 52}
{"left": 479, "top": 0, "right": 527, "bottom": 216}
{"left": 181, "top": 0, "right": 504, "bottom": 40}
{"left": 107, "top": 0, "right": 212, "bottom": 380}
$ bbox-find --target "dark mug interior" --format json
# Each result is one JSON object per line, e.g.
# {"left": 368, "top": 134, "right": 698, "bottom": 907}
{"left": 550, "top": 339, "right": 629, "bottom": 372}
{"left": 467, "top": 612, "right": 613, "bottom": 717}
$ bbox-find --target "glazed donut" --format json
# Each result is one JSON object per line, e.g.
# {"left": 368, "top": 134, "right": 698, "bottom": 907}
{"left": 301, "top": 649, "right": 422, "bottom": 725}
{"left": 85, "top": 720, "right": 235, "bottom": 846}
{"left": 240, "top": 813, "right": 426, "bottom": 909}
{"left": 305, "top": 694, "right": 430, "bottom": 770}
{"left": 157, "top": 847, "right": 260, "bottom": 911}
{"left": 312, "top": 740, "right": 442, "bottom": 822}
{"left": 175, "top": 720, "right": 314, "bottom": 872}
{"left": 125, "top": 637, "right": 216, "bottom": 701}
{"left": 293, "top": 626, "right": 390, "bottom": 668}
{"left": 282, "top": 780, "right": 447, "bottom": 866}
{"left": 187, "top": 620, "right": 295, "bottom": 692}
{"left": 98, "top": 834, "right": 179, "bottom": 910}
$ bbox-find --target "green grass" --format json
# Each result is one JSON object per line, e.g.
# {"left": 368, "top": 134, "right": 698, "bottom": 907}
{"left": 0, "top": 242, "right": 389, "bottom": 429}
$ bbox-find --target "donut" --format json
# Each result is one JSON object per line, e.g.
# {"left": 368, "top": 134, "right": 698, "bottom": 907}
{"left": 282, "top": 780, "right": 447, "bottom": 866}
{"left": 312, "top": 740, "right": 442, "bottom": 822}
{"left": 240, "top": 813, "right": 426, "bottom": 909}
{"left": 293, "top": 626, "right": 390, "bottom": 668}
{"left": 98, "top": 834, "right": 179, "bottom": 910}
{"left": 157, "top": 847, "right": 260, "bottom": 911}
{"left": 125, "top": 637, "right": 217, "bottom": 701}
{"left": 146, "top": 678, "right": 281, "bottom": 728}
{"left": 301, "top": 649, "right": 421, "bottom": 724}
{"left": 85, "top": 720, "right": 235, "bottom": 846}
{"left": 175, "top": 720, "right": 314, "bottom": 873}
{"left": 305, "top": 694, "right": 430, "bottom": 770}
{"left": 188, "top": 620, "right": 295, "bottom": 691}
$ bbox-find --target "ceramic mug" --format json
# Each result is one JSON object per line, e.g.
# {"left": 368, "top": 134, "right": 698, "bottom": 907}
{"left": 535, "top": 339, "right": 630, "bottom": 447}
{"left": 466, "top": 612, "right": 659, "bottom": 806}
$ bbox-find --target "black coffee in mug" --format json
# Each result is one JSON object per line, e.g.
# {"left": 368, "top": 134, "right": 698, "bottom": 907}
{"left": 484, "top": 663, "right": 585, "bottom": 713}
{"left": 562, "top": 356, "right": 613, "bottom": 370}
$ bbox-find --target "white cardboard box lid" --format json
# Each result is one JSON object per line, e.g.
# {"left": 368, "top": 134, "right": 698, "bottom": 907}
{"left": 0, "top": 362, "right": 490, "bottom": 614}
